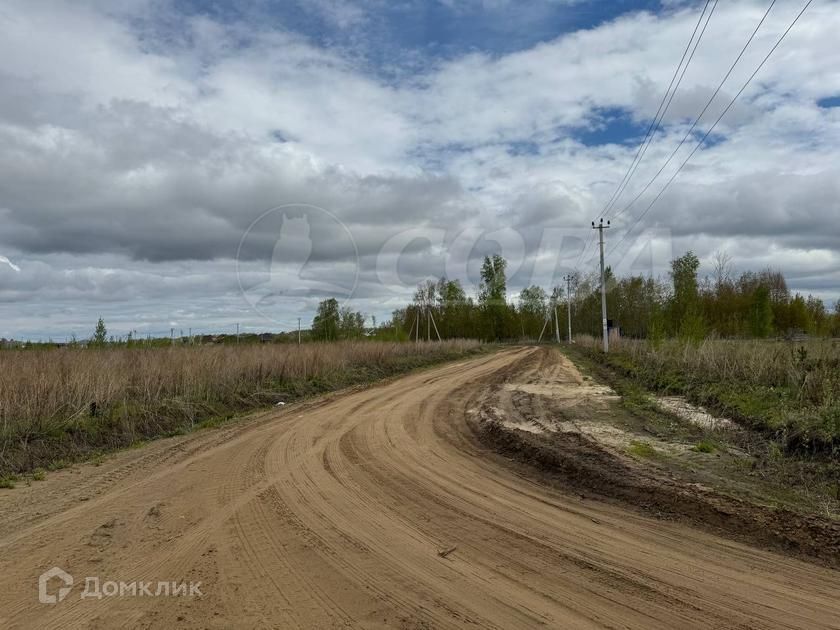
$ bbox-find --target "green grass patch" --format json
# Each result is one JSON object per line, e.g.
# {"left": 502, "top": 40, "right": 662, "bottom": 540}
{"left": 627, "top": 440, "right": 657, "bottom": 458}
{"left": 0, "top": 474, "right": 19, "bottom": 489}
{"left": 692, "top": 439, "right": 716, "bottom": 453}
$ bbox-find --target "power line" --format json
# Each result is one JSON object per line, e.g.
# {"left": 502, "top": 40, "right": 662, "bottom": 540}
{"left": 607, "top": 0, "right": 814, "bottom": 260}
{"left": 580, "top": 0, "right": 717, "bottom": 275}
{"left": 610, "top": 0, "right": 780, "bottom": 223}
{"left": 572, "top": 228, "right": 596, "bottom": 271}
{"left": 606, "top": 0, "right": 719, "bottom": 216}
{"left": 599, "top": 0, "right": 716, "bottom": 218}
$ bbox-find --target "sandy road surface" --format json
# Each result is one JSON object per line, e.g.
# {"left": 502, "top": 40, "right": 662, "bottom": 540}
{"left": 1, "top": 347, "right": 839, "bottom": 629}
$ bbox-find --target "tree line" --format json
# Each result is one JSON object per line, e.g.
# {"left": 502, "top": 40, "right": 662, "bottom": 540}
{"left": 310, "top": 251, "right": 840, "bottom": 342}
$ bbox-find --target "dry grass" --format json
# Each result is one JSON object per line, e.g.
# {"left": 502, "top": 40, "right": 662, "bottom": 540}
{"left": 567, "top": 338, "right": 840, "bottom": 517}
{"left": 0, "top": 340, "right": 482, "bottom": 474}
{"left": 575, "top": 335, "right": 840, "bottom": 450}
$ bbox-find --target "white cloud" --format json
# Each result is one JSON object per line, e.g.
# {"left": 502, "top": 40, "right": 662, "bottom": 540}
{"left": 0, "top": 0, "right": 839, "bottom": 336}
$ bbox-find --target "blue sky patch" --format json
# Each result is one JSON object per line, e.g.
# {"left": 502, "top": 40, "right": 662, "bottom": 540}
{"left": 573, "top": 108, "right": 648, "bottom": 147}
{"left": 817, "top": 96, "right": 840, "bottom": 108}
{"left": 165, "top": 0, "right": 665, "bottom": 73}
{"left": 692, "top": 129, "right": 725, "bottom": 149}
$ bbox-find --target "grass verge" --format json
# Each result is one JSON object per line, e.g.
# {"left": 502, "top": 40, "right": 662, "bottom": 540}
{"left": 0, "top": 340, "right": 485, "bottom": 477}
{"left": 563, "top": 342, "right": 840, "bottom": 519}
{"left": 573, "top": 336, "right": 840, "bottom": 454}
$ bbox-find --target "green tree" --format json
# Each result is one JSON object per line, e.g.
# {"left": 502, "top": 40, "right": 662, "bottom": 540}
{"left": 787, "top": 294, "right": 813, "bottom": 334}
{"left": 748, "top": 286, "right": 773, "bottom": 338}
{"left": 831, "top": 299, "right": 840, "bottom": 337}
{"left": 478, "top": 255, "right": 507, "bottom": 304}
{"left": 671, "top": 252, "right": 699, "bottom": 316}
{"left": 339, "top": 307, "right": 365, "bottom": 339}
{"left": 312, "top": 298, "right": 340, "bottom": 341}
{"left": 648, "top": 304, "right": 666, "bottom": 348}
{"left": 92, "top": 317, "right": 108, "bottom": 346}
{"left": 414, "top": 279, "right": 437, "bottom": 309}
{"left": 436, "top": 278, "right": 466, "bottom": 309}
{"left": 669, "top": 251, "right": 705, "bottom": 340}
{"left": 411, "top": 280, "right": 439, "bottom": 341}
{"left": 806, "top": 295, "right": 828, "bottom": 335}
{"left": 520, "top": 285, "right": 547, "bottom": 313}
{"left": 436, "top": 278, "right": 468, "bottom": 338}
{"left": 478, "top": 255, "right": 508, "bottom": 340}
{"left": 518, "top": 285, "right": 548, "bottom": 338}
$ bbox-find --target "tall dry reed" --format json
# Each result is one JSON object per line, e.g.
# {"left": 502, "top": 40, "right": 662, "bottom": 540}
{"left": 0, "top": 340, "right": 481, "bottom": 472}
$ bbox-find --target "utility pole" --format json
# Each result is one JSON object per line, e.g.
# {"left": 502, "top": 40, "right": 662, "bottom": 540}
{"left": 427, "top": 307, "right": 431, "bottom": 342}
{"left": 170, "top": 328, "right": 174, "bottom": 346}
{"left": 592, "top": 218, "right": 610, "bottom": 353}
{"left": 537, "top": 312, "right": 550, "bottom": 343}
{"left": 236, "top": 322, "right": 240, "bottom": 344}
{"left": 554, "top": 306, "right": 561, "bottom": 343}
{"left": 564, "top": 274, "right": 573, "bottom": 343}
{"left": 297, "top": 317, "right": 301, "bottom": 345}
{"left": 407, "top": 312, "right": 417, "bottom": 343}
{"left": 429, "top": 309, "right": 442, "bottom": 342}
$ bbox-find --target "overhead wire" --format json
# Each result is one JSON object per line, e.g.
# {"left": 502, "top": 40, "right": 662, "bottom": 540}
{"left": 609, "top": 0, "right": 780, "bottom": 223}
{"left": 572, "top": 228, "right": 596, "bottom": 272}
{"left": 606, "top": 0, "right": 815, "bottom": 260}
{"left": 602, "top": 0, "right": 719, "bottom": 217}
{"left": 577, "top": 0, "right": 717, "bottom": 275}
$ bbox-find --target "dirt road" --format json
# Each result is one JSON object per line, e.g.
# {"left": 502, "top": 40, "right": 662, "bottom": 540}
{"left": 2, "top": 347, "right": 838, "bottom": 629}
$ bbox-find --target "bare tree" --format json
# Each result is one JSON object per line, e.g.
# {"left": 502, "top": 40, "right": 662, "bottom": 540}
{"left": 712, "top": 250, "right": 733, "bottom": 291}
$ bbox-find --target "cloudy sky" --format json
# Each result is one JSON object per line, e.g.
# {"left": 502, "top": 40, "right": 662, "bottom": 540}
{"left": 1, "top": 0, "right": 838, "bottom": 340}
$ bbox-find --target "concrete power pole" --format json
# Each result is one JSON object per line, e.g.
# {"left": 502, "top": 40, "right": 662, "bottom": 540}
{"left": 537, "top": 313, "right": 550, "bottom": 343}
{"left": 428, "top": 310, "right": 442, "bottom": 342}
{"left": 297, "top": 317, "right": 301, "bottom": 345}
{"left": 564, "top": 274, "right": 573, "bottom": 343}
{"left": 415, "top": 308, "right": 421, "bottom": 343}
{"left": 554, "top": 307, "right": 561, "bottom": 343}
{"left": 592, "top": 218, "right": 611, "bottom": 353}
{"left": 427, "top": 307, "right": 431, "bottom": 342}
